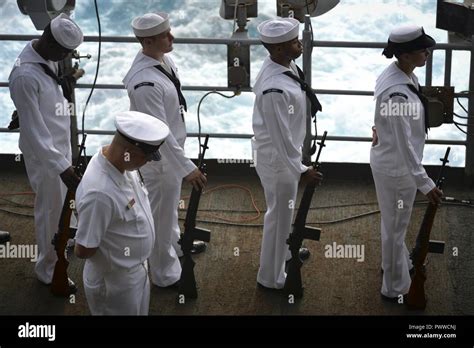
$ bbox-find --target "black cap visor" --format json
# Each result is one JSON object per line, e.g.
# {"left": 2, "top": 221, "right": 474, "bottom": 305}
{"left": 117, "top": 130, "right": 163, "bottom": 161}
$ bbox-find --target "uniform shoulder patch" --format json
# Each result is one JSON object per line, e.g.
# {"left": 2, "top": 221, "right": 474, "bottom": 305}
{"left": 263, "top": 88, "right": 284, "bottom": 95}
{"left": 389, "top": 92, "right": 408, "bottom": 99}
{"left": 134, "top": 82, "right": 155, "bottom": 90}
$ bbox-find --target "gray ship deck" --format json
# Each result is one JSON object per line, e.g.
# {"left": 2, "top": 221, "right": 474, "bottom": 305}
{"left": 0, "top": 158, "right": 473, "bottom": 316}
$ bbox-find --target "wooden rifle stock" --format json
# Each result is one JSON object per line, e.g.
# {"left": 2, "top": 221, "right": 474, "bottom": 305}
{"left": 283, "top": 131, "right": 327, "bottom": 299}
{"left": 50, "top": 134, "right": 87, "bottom": 297}
{"left": 406, "top": 147, "right": 450, "bottom": 310}
{"left": 177, "top": 135, "right": 211, "bottom": 300}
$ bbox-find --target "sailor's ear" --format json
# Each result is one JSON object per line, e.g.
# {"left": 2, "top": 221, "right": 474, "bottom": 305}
{"left": 397, "top": 52, "right": 410, "bottom": 61}
{"left": 143, "top": 36, "right": 157, "bottom": 47}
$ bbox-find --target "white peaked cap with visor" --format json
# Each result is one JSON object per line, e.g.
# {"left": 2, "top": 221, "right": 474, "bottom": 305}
{"left": 115, "top": 111, "right": 170, "bottom": 161}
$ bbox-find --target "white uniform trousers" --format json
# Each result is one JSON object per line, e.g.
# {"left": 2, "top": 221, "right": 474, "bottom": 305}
{"left": 24, "top": 154, "right": 67, "bottom": 284}
{"left": 141, "top": 163, "right": 182, "bottom": 287}
{"left": 372, "top": 168, "right": 415, "bottom": 298}
{"left": 83, "top": 260, "right": 150, "bottom": 315}
{"left": 255, "top": 154, "right": 297, "bottom": 289}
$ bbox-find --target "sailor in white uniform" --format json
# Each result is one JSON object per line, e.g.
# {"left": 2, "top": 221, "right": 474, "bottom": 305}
{"left": 252, "top": 18, "right": 322, "bottom": 290}
{"left": 75, "top": 111, "right": 170, "bottom": 315}
{"left": 8, "top": 14, "right": 83, "bottom": 286}
{"left": 370, "top": 25, "right": 443, "bottom": 301}
{"left": 122, "top": 12, "right": 207, "bottom": 288}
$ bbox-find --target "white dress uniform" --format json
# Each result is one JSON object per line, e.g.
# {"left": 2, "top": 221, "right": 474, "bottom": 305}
{"left": 123, "top": 13, "right": 196, "bottom": 287}
{"left": 8, "top": 15, "right": 83, "bottom": 284}
{"left": 370, "top": 25, "right": 436, "bottom": 298}
{"left": 75, "top": 149, "right": 155, "bottom": 315}
{"left": 75, "top": 111, "right": 169, "bottom": 315}
{"left": 252, "top": 18, "right": 310, "bottom": 289}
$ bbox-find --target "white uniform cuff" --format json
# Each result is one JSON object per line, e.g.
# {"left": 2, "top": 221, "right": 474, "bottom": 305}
{"left": 180, "top": 159, "right": 198, "bottom": 178}
{"left": 53, "top": 157, "right": 72, "bottom": 176}
{"left": 300, "top": 164, "right": 310, "bottom": 174}
{"left": 418, "top": 179, "right": 436, "bottom": 195}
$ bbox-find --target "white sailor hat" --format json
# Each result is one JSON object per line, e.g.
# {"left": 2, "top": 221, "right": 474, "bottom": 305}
{"left": 50, "top": 13, "right": 83, "bottom": 50}
{"left": 383, "top": 25, "right": 436, "bottom": 58}
{"left": 132, "top": 12, "right": 170, "bottom": 37}
{"left": 115, "top": 111, "right": 169, "bottom": 161}
{"left": 257, "top": 18, "right": 300, "bottom": 44}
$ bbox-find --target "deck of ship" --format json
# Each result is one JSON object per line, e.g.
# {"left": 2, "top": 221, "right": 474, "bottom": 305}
{"left": 0, "top": 157, "right": 473, "bottom": 316}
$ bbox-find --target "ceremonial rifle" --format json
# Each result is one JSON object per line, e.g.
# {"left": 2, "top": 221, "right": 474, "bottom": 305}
{"left": 283, "top": 131, "right": 327, "bottom": 299}
{"left": 406, "top": 147, "right": 450, "bottom": 310}
{"left": 177, "top": 135, "right": 211, "bottom": 300}
{"left": 51, "top": 134, "right": 87, "bottom": 296}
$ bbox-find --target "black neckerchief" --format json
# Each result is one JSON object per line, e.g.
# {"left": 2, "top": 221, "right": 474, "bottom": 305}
{"left": 154, "top": 64, "right": 187, "bottom": 120}
{"left": 38, "top": 63, "right": 62, "bottom": 84}
{"left": 407, "top": 84, "right": 430, "bottom": 133}
{"left": 282, "top": 64, "right": 322, "bottom": 118}
{"left": 38, "top": 63, "right": 74, "bottom": 102}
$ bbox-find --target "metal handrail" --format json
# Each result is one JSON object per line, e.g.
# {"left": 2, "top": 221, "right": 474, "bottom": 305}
{"left": 0, "top": 34, "right": 470, "bottom": 50}
{"left": 0, "top": 33, "right": 471, "bottom": 156}
{"left": 0, "top": 128, "right": 467, "bottom": 147}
